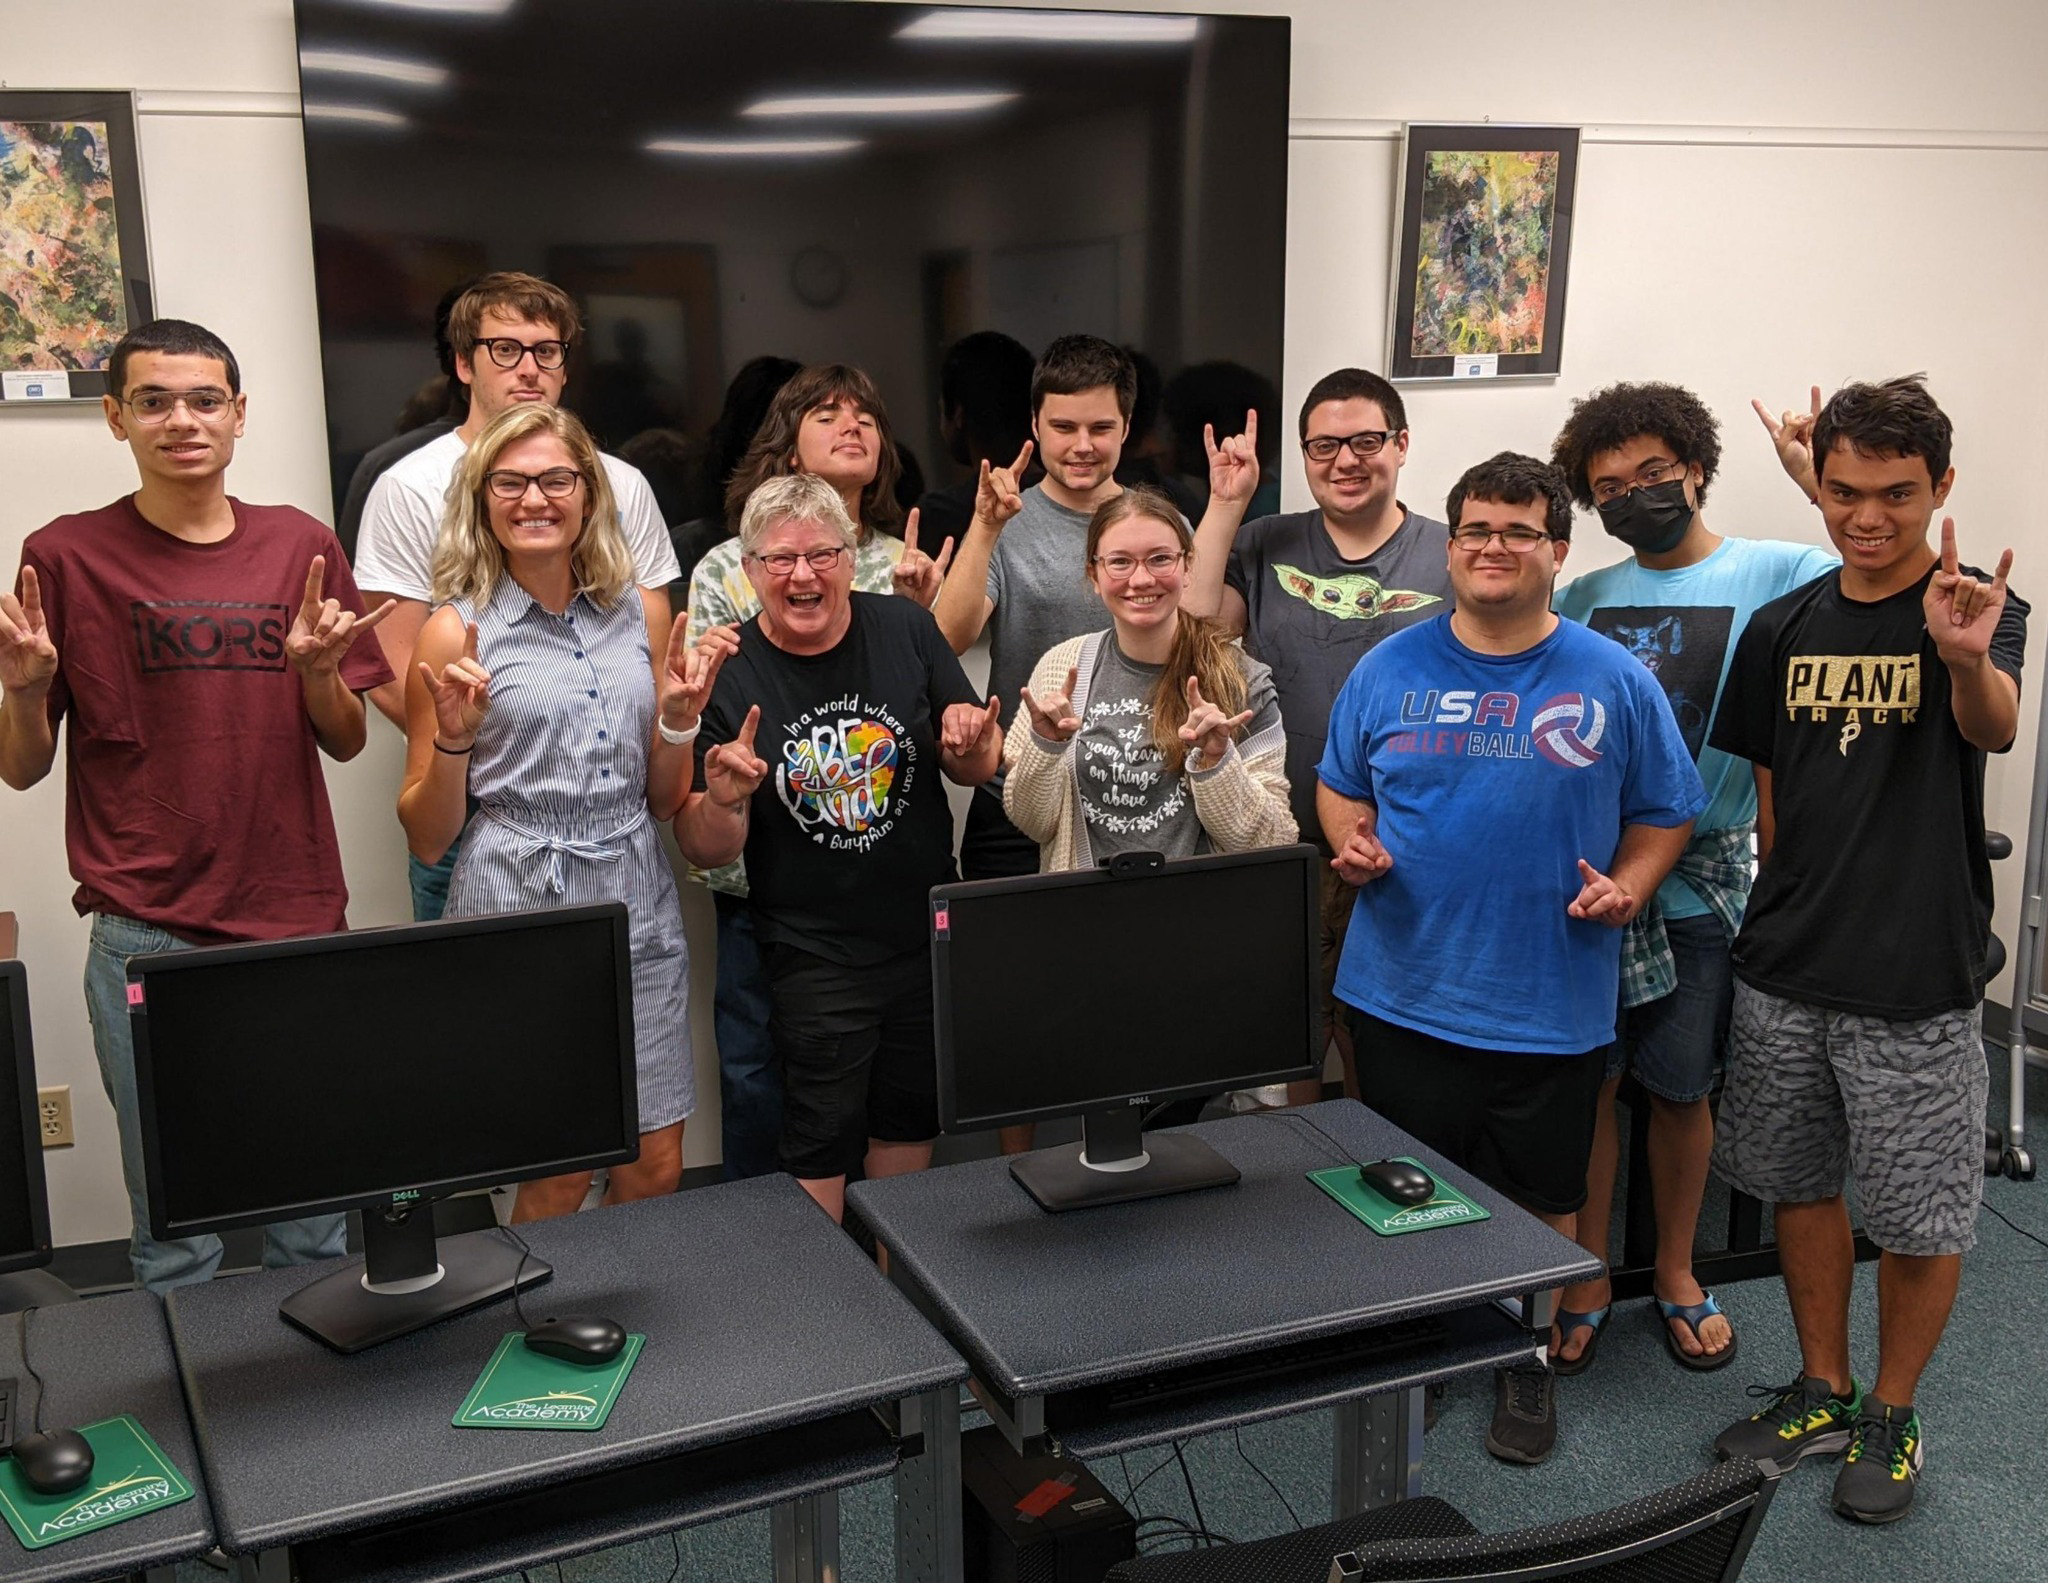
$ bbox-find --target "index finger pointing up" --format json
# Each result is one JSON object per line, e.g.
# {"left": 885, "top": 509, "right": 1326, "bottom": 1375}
{"left": 18, "top": 565, "right": 43, "bottom": 622}
{"left": 301, "top": 555, "right": 328, "bottom": 615}
{"left": 664, "top": 610, "right": 692, "bottom": 674}
{"left": 902, "top": 507, "right": 920, "bottom": 554}
{"left": 1010, "top": 438, "right": 1034, "bottom": 475}
{"left": 1241, "top": 406, "right": 1258, "bottom": 449}
{"left": 1940, "top": 516, "right": 1959, "bottom": 576}
{"left": 1184, "top": 673, "right": 1207, "bottom": 709}
{"left": 736, "top": 703, "right": 762, "bottom": 748}
{"left": 463, "top": 620, "right": 481, "bottom": 662}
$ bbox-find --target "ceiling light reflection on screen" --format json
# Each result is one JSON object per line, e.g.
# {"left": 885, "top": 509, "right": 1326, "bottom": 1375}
{"left": 643, "top": 136, "right": 865, "bottom": 158}
{"left": 302, "top": 103, "right": 412, "bottom": 128}
{"left": 742, "top": 90, "right": 1018, "bottom": 118}
{"left": 300, "top": 49, "right": 451, "bottom": 87}
{"left": 327, "top": 0, "right": 515, "bottom": 15}
{"left": 896, "top": 10, "right": 1200, "bottom": 44}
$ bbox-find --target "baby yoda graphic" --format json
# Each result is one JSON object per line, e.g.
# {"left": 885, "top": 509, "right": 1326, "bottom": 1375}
{"left": 1274, "top": 564, "right": 1443, "bottom": 622}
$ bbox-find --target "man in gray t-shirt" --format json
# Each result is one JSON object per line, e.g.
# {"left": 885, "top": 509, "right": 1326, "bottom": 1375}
{"left": 935, "top": 334, "right": 1260, "bottom": 878}
{"left": 1186, "top": 367, "right": 1451, "bottom": 1092}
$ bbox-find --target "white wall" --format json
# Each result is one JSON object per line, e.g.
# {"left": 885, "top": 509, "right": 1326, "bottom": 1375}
{"left": 6, "top": 0, "right": 2046, "bottom": 1246}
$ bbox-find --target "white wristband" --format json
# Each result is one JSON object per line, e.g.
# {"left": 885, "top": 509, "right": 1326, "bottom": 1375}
{"left": 658, "top": 717, "right": 702, "bottom": 746}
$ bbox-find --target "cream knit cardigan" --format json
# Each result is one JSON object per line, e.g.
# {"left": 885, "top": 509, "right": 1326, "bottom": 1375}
{"left": 1002, "top": 630, "right": 1298, "bottom": 873}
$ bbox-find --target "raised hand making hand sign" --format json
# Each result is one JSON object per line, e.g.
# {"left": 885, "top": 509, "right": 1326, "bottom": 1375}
{"left": 941, "top": 697, "right": 1003, "bottom": 760}
{"left": 418, "top": 621, "right": 492, "bottom": 751}
{"left": 1202, "top": 408, "right": 1261, "bottom": 509}
{"left": 1924, "top": 517, "right": 2013, "bottom": 663}
{"left": 0, "top": 567, "right": 58, "bottom": 697}
{"left": 658, "top": 617, "right": 735, "bottom": 740}
{"left": 1018, "top": 665, "right": 1081, "bottom": 744}
{"left": 890, "top": 508, "right": 956, "bottom": 607}
{"left": 972, "top": 439, "right": 1034, "bottom": 534}
{"left": 1331, "top": 814, "right": 1391, "bottom": 886}
{"left": 286, "top": 556, "right": 394, "bottom": 680}
{"left": 706, "top": 705, "right": 769, "bottom": 808}
{"left": 1751, "top": 384, "right": 1823, "bottom": 499}
{"left": 1178, "top": 674, "right": 1254, "bottom": 768}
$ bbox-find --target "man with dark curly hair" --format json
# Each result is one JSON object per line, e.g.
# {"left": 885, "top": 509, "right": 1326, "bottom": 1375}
{"left": 1548, "top": 383, "right": 1836, "bottom": 1382}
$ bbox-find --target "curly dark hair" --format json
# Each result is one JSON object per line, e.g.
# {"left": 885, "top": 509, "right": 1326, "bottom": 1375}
{"left": 1549, "top": 382, "right": 1721, "bottom": 510}
{"left": 722, "top": 363, "right": 903, "bottom": 536}
{"left": 1446, "top": 452, "right": 1574, "bottom": 542}
{"left": 1812, "top": 374, "right": 1951, "bottom": 487}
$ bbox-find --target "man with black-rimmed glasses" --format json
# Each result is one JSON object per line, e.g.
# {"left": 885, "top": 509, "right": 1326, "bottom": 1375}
{"left": 354, "top": 271, "right": 679, "bottom": 918}
{"left": 1184, "top": 368, "right": 1451, "bottom": 1100}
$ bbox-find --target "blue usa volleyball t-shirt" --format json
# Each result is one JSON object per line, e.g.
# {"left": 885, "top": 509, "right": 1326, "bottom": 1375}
{"left": 1317, "top": 614, "right": 1706, "bottom": 1054}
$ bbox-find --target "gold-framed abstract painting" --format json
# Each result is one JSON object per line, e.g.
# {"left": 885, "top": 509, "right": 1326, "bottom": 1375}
{"left": 1388, "top": 124, "right": 1578, "bottom": 383}
{"left": 0, "top": 91, "right": 154, "bottom": 405}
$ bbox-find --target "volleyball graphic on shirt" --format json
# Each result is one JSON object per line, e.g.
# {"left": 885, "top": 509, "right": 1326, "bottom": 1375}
{"left": 1531, "top": 692, "right": 1607, "bottom": 769}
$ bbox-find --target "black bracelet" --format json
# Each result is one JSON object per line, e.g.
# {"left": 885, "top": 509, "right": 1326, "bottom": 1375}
{"left": 433, "top": 738, "right": 473, "bottom": 755}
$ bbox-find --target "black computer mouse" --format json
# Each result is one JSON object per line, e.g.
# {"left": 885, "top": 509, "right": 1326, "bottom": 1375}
{"left": 522, "top": 1316, "right": 627, "bottom": 1365}
{"left": 1359, "top": 1159, "right": 1436, "bottom": 1207}
{"left": 12, "top": 1427, "right": 94, "bottom": 1495}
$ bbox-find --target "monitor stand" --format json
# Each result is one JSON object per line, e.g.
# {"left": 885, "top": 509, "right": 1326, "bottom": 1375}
{"left": 1010, "top": 1105, "right": 1240, "bottom": 1212}
{"left": 278, "top": 1204, "right": 550, "bottom": 1354}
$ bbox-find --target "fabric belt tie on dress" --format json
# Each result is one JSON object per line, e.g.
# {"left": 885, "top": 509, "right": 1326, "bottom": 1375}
{"left": 484, "top": 805, "right": 649, "bottom": 896}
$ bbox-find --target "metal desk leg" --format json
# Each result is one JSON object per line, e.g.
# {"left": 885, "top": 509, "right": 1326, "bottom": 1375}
{"left": 893, "top": 1384, "right": 963, "bottom": 1583}
{"left": 771, "top": 1488, "right": 842, "bottom": 1583}
{"left": 1331, "top": 1385, "right": 1423, "bottom": 1514}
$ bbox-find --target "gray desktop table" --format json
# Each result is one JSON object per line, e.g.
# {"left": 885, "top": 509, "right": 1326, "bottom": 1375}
{"left": 849, "top": 1099, "right": 1602, "bottom": 1519}
{"left": 0, "top": 1288, "right": 215, "bottom": 1583}
{"left": 163, "top": 1175, "right": 967, "bottom": 1583}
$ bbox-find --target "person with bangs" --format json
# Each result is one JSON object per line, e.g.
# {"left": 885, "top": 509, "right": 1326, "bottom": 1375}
{"left": 400, "top": 404, "right": 718, "bottom": 1221}
{"left": 681, "top": 363, "right": 951, "bottom": 1181}
{"left": 1004, "top": 485, "right": 1294, "bottom": 871}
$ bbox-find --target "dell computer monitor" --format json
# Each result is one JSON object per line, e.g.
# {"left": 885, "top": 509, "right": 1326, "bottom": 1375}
{"left": 129, "top": 904, "right": 637, "bottom": 1350}
{"left": 0, "top": 963, "right": 55, "bottom": 1276}
{"left": 933, "top": 845, "right": 1320, "bottom": 1210}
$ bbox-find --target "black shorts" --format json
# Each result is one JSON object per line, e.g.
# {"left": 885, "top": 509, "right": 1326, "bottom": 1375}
{"left": 960, "top": 790, "right": 1041, "bottom": 881}
{"left": 1347, "top": 1010, "right": 1609, "bottom": 1216}
{"left": 763, "top": 941, "right": 940, "bottom": 1179}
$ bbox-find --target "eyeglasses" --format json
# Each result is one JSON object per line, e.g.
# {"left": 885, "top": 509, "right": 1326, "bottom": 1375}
{"left": 1591, "top": 457, "right": 1686, "bottom": 505}
{"left": 474, "top": 337, "right": 571, "bottom": 372}
{"left": 1450, "top": 526, "right": 1554, "bottom": 552}
{"left": 485, "top": 468, "right": 584, "bottom": 500}
{"left": 751, "top": 546, "right": 847, "bottom": 576}
{"left": 119, "top": 388, "right": 235, "bottom": 423}
{"left": 1090, "top": 549, "right": 1187, "bottom": 580}
{"left": 1303, "top": 430, "right": 1400, "bottom": 463}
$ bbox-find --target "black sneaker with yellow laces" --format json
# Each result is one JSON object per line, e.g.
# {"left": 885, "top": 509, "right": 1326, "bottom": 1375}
{"left": 1712, "top": 1374, "right": 1859, "bottom": 1475}
{"left": 1832, "top": 1397, "right": 1924, "bottom": 1524}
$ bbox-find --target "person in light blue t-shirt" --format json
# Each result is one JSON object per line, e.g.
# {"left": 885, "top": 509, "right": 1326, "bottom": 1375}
{"left": 1318, "top": 452, "right": 1705, "bottom": 1469}
{"left": 1549, "top": 383, "right": 1838, "bottom": 1381}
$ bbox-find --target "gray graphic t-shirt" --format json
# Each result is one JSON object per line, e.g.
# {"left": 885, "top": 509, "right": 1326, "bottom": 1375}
{"left": 984, "top": 484, "right": 1107, "bottom": 729}
{"left": 1225, "top": 506, "right": 1450, "bottom": 848}
{"left": 1074, "top": 636, "right": 1281, "bottom": 861}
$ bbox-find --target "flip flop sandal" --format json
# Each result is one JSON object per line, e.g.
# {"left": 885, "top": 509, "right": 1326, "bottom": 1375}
{"left": 1549, "top": 1305, "right": 1610, "bottom": 1377}
{"left": 1656, "top": 1292, "right": 1738, "bottom": 1372}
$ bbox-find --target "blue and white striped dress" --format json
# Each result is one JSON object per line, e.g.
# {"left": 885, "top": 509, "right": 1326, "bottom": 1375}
{"left": 443, "top": 580, "right": 693, "bottom": 1131}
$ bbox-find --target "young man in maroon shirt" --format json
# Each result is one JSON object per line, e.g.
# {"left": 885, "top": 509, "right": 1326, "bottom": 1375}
{"left": 0, "top": 319, "right": 394, "bottom": 1292}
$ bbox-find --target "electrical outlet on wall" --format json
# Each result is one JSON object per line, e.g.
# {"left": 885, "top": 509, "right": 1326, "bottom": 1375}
{"left": 37, "top": 1086, "right": 73, "bottom": 1149}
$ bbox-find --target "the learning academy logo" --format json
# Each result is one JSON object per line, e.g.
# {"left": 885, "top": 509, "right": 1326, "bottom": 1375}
{"left": 468, "top": 1390, "right": 601, "bottom": 1424}
{"left": 1385, "top": 1198, "right": 1480, "bottom": 1229}
{"left": 36, "top": 1470, "right": 177, "bottom": 1537}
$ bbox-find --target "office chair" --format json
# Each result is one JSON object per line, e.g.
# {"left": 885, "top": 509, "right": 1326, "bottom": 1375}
{"left": 1105, "top": 1455, "right": 1778, "bottom": 1583}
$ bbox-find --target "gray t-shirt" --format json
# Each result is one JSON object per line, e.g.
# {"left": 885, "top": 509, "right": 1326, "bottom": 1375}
{"left": 984, "top": 485, "right": 1105, "bottom": 734}
{"left": 1224, "top": 505, "right": 1451, "bottom": 849}
{"left": 1073, "top": 636, "right": 1281, "bottom": 861}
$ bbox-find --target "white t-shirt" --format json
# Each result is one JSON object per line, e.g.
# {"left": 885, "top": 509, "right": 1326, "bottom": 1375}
{"left": 352, "top": 429, "right": 681, "bottom": 601}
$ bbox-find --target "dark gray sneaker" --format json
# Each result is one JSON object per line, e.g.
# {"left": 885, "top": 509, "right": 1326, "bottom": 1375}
{"left": 1832, "top": 1398, "right": 1924, "bottom": 1524}
{"left": 1713, "top": 1374, "right": 1859, "bottom": 1475}
{"left": 1485, "top": 1363, "right": 1556, "bottom": 1465}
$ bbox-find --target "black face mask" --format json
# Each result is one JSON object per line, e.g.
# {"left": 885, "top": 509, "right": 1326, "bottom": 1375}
{"left": 1597, "top": 477, "right": 1693, "bottom": 554}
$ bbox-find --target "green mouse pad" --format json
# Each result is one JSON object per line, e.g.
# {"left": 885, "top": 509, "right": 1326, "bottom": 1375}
{"left": 0, "top": 1414, "right": 196, "bottom": 1551}
{"left": 453, "top": 1332, "right": 645, "bottom": 1431}
{"left": 1309, "top": 1158, "right": 1493, "bottom": 1236}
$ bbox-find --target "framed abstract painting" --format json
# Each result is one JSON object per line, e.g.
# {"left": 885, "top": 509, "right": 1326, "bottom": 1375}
{"left": 0, "top": 91, "right": 155, "bottom": 405}
{"left": 1388, "top": 124, "right": 1578, "bottom": 383}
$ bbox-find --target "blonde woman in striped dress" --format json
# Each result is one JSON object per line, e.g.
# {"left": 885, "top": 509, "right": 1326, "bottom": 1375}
{"left": 399, "top": 404, "right": 728, "bottom": 1221}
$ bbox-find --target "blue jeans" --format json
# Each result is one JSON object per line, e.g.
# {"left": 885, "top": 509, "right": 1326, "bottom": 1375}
{"left": 713, "top": 892, "right": 782, "bottom": 1180}
{"left": 407, "top": 825, "right": 466, "bottom": 922}
{"left": 86, "top": 914, "right": 348, "bottom": 1293}
{"left": 1606, "top": 913, "right": 1735, "bottom": 1102}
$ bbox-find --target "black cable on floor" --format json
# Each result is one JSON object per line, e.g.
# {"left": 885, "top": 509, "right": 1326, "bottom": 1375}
{"left": 1171, "top": 1439, "right": 1214, "bottom": 1547}
{"left": 1983, "top": 1196, "right": 2048, "bottom": 1254}
{"left": 1231, "top": 1424, "right": 1303, "bottom": 1530}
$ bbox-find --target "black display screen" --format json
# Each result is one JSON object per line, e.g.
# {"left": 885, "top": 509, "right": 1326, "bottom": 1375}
{"left": 292, "top": 0, "right": 1290, "bottom": 519}
{"left": 130, "top": 907, "right": 636, "bottom": 1236}
{"left": 935, "top": 847, "right": 1320, "bottom": 1129}
{"left": 0, "top": 967, "right": 52, "bottom": 1273}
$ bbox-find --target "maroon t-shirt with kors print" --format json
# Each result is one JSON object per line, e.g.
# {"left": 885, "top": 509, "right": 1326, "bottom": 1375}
{"left": 19, "top": 496, "right": 392, "bottom": 944}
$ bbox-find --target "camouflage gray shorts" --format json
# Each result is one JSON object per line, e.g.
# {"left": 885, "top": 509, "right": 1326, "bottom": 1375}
{"left": 1712, "top": 981, "right": 1986, "bottom": 1256}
